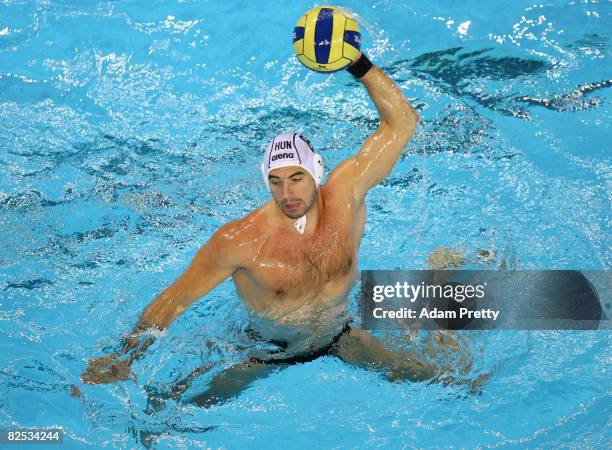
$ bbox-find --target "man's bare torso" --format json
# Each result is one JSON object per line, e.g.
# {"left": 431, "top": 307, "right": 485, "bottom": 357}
{"left": 220, "top": 174, "right": 366, "bottom": 354}
{"left": 81, "top": 64, "right": 423, "bottom": 387}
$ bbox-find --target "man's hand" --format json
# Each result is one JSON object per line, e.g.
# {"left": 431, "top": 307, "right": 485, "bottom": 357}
{"left": 81, "top": 352, "right": 134, "bottom": 384}
{"left": 423, "top": 331, "right": 492, "bottom": 394}
{"left": 80, "top": 334, "right": 154, "bottom": 384}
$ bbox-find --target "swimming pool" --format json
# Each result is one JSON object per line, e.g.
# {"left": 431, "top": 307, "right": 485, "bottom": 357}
{"left": 1, "top": 0, "right": 610, "bottom": 447}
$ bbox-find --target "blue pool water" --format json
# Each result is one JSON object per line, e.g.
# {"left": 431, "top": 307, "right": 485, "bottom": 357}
{"left": 1, "top": 0, "right": 610, "bottom": 448}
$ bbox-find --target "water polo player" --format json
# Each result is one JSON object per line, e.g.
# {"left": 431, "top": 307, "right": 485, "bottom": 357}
{"left": 81, "top": 7, "right": 481, "bottom": 405}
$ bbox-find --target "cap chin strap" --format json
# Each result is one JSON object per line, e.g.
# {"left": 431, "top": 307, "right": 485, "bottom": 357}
{"left": 260, "top": 153, "right": 325, "bottom": 192}
{"left": 293, "top": 215, "right": 307, "bottom": 234}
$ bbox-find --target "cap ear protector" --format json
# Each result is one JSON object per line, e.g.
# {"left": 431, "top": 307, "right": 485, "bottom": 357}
{"left": 312, "top": 153, "right": 324, "bottom": 184}
{"left": 261, "top": 154, "right": 324, "bottom": 191}
{"left": 261, "top": 162, "right": 270, "bottom": 191}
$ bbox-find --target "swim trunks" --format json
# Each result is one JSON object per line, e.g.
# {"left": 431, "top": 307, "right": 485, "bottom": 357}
{"left": 245, "top": 322, "right": 353, "bottom": 365}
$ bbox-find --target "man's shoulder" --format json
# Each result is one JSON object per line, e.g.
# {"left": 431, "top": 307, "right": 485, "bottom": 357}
{"left": 326, "top": 156, "right": 357, "bottom": 184}
{"left": 201, "top": 204, "right": 271, "bottom": 268}
{"left": 322, "top": 156, "right": 358, "bottom": 201}
{"left": 212, "top": 202, "right": 272, "bottom": 248}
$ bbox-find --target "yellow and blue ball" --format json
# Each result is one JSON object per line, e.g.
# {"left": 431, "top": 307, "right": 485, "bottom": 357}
{"left": 292, "top": 6, "right": 361, "bottom": 73}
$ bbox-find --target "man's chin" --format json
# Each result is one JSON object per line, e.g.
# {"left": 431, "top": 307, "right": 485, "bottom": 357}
{"left": 283, "top": 209, "right": 305, "bottom": 220}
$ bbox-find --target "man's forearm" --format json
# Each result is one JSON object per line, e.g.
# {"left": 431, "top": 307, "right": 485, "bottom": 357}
{"left": 358, "top": 65, "right": 419, "bottom": 133}
{"left": 136, "top": 290, "right": 181, "bottom": 331}
{"left": 120, "top": 290, "right": 180, "bottom": 357}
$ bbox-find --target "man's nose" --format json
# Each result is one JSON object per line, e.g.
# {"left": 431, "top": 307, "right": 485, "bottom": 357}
{"left": 282, "top": 182, "right": 293, "bottom": 199}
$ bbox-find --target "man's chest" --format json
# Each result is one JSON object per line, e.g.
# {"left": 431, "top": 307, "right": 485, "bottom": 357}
{"left": 244, "top": 206, "right": 360, "bottom": 299}
{"left": 256, "top": 227, "right": 354, "bottom": 295}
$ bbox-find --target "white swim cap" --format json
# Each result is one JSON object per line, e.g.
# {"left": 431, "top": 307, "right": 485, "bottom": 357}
{"left": 261, "top": 133, "right": 324, "bottom": 191}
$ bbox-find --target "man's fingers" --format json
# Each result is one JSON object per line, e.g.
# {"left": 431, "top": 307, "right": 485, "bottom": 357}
{"left": 81, "top": 367, "right": 130, "bottom": 384}
{"left": 86, "top": 353, "right": 119, "bottom": 369}
{"left": 81, "top": 357, "right": 132, "bottom": 384}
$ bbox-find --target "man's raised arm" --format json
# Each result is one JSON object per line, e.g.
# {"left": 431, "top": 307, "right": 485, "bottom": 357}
{"left": 348, "top": 58, "right": 420, "bottom": 201}
{"left": 81, "top": 225, "right": 239, "bottom": 384}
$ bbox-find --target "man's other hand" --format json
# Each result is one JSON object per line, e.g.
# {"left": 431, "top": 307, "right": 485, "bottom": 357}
{"left": 81, "top": 352, "right": 133, "bottom": 384}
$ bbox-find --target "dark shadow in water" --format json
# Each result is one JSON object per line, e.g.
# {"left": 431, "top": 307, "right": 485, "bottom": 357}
{"left": 128, "top": 422, "right": 217, "bottom": 450}
{"left": 564, "top": 33, "right": 608, "bottom": 51}
{"left": 3, "top": 278, "right": 54, "bottom": 290}
{"left": 380, "top": 42, "right": 611, "bottom": 119}
{"left": 380, "top": 167, "right": 424, "bottom": 189}
{"left": 0, "top": 190, "right": 68, "bottom": 210}
{"left": 514, "top": 79, "right": 612, "bottom": 112}
{"left": 406, "top": 47, "right": 548, "bottom": 85}
{"left": 399, "top": 47, "right": 546, "bottom": 120}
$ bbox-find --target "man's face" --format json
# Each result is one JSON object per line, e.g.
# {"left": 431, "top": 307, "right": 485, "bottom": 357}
{"left": 268, "top": 166, "right": 318, "bottom": 219}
